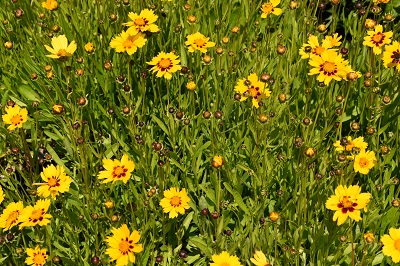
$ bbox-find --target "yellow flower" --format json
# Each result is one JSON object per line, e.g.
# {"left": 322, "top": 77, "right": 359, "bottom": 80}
{"left": 98, "top": 154, "right": 135, "bottom": 184}
{"left": 354, "top": 150, "right": 377, "bottom": 175}
{"left": 186, "top": 81, "right": 197, "bottom": 91}
{"left": 381, "top": 227, "right": 400, "bottom": 263}
{"left": 123, "top": 9, "right": 159, "bottom": 36}
{"left": 325, "top": 185, "right": 371, "bottom": 225}
{"left": 0, "top": 201, "right": 24, "bottom": 231}
{"left": 159, "top": 187, "right": 191, "bottom": 218}
{"left": 333, "top": 136, "right": 368, "bottom": 152}
{"left": 25, "top": 246, "right": 48, "bottom": 266}
{"left": 299, "top": 35, "right": 331, "bottom": 59}
{"left": 260, "top": 0, "right": 282, "bottom": 18}
{"left": 2, "top": 104, "right": 28, "bottom": 131}
{"left": 382, "top": 41, "right": 400, "bottom": 72}
{"left": 365, "top": 19, "right": 376, "bottom": 30}
{"left": 110, "top": 31, "right": 147, "bottom": 55}
{"left": 36, "top": 165, "right": 72, "bottom": 199}
{"left": 185, "top": 32, "right": 216, "bottom": 53}
{"left": 363, "top": 24, "right": 393, "bottom": 55}
{"left": 308, "top": 50, "right": 350, "bottom": 85}
{"left": 19, "top": 199, "right": 52, "bottom": 229}
{"left": 0, "top": 186, "right": 4, "bottom": 205}
{"left": 322, "top": 33, "right": 342, "bottom": 48}
{"left": 364, "top": 232, "right": 375, "bottom": 243}
{"left": 44, "top": 35, "right": 77, "bottom": 59}
{"left": 234, "top": 73, "right": 271, "bottom": 108}
{"left": 373, "top": 0, "right": 390, "bottom": 3}
{"left": 52, "top": 104, "right": 63, "bottom": 114}
{"left": 147, "top": 52, "right": 182, "bottom": 80}
{"left": 212, "top": 155, "right": 224, "bottom": 168}
{"left": 210, "top": 251, "right": 243, "bottom": 266}
{"left": 42, "top": 0, "right": 58, "bottom": 11}
{"left": 84, "top": 42, "right": 95, "bottom": 53}
{"left": 250, "top": 250, "right": 270, "bottom": 266}
{"left": 105, "top": 224, "right": 143, "bottom": 266}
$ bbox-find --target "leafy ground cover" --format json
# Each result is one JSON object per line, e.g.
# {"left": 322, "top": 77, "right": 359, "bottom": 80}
{"left": 0, "top": 0, "right": 399, "bottom": 265}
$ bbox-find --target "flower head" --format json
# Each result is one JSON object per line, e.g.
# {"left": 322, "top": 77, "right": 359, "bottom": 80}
{"left": 85, "top": 42, "right": 95, "bottom": 53}
{"left": 25, "top": 246, "right": 48, "bottom": 266}
{"left": 123, "top": 9, "right": 159, "bottom": 36}
{"left": 250, "top": 250, "right": 270, "bottom": 266}
{"left": 98, "top": 154, "right": 135, "bottom": 184}
{"left": 308, "top": 50, "right": 350, "bottom": 85}
{"left": 299, "top": 35, "right": 332, "bottom": 59}
{"left": 19, "top": 199, "right": 52, "bottom": 229}
{"left": 354, "top": 150, "right": 377, "bottom": 174}
{"left": 212, "top": 155, "right": 224, "bottom": 168}
{"left": 381, "top": 227, "right": 400, "bottom": 263}
{"left": 2, "top": 104, "right": 28, "bottom": 131}
{"left": 325, "top": 185, "right": 371, "bottom": 225}
{"left": 210, "top": 251, "right": 243, "bottom": 266}
{"left": 382, "top": 41, "right": 400, "bottom": 72}
{"left": 45, "top": 35, "right": 77, "bottom": 59}
{"left": 333, "top": 136, "right": 368, "bottom": 152}
{"left": 186, "top": 81, "right": 197, "bottom": 91}
{"left": 234, "top": 73, "right": 270, "bottom": 108}
{"left": 0, "top": 201, "right": 24, "bottom": 231}
{"left": 261, "top": 0, "right": 282, "bottom": 18}
{"left": 36, "top": 165, "right": 72, "bottom": 199}
{"left": 147, "top": 52, "right": 182, "bottom": 80}
{"left": 110, "top": 31, "right": 147, "bottom": 55}
{"left": 185, "top": 32, "right": 216, "bottom": 53}
{"left": 105, "top": 224, "right": 143, "bottom": 266}
{"left": 363, "top": 24, "right": 393, "bottom": 55}
{"left": 159, "top": 187, "right": 191, "bottom": 218}
{"left": 42, "top": 0, "right": 58, "bottom": 11}
{"left": 323, "top": 33, "right": 342, "bottom": 48}
{"left": 0, "top": 186, "right": 4, "bottom": 205}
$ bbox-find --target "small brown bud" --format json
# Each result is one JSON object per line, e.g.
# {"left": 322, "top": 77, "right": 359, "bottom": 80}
{"left": 351, "top": 122, "right": 360, "bottom": 131}
{"left": 259, "top": 114, "right": 268, "bottom": 123}
{"left": 278, "top": 93, "right": 286, "bottom": 103}
{"left": 76, "top": 68, "right": 84, "bottom": 76}
{"left": 188, "top": 16, "right": 196, "bottom": 24}
{"left": 231, "top": 26, "right": 239, "bottom": 33}
{"left": 382, "top": 96, "right": 391, "bottom": 104}
{"left": 289, "top": 1, "right": 299, "bottom": 9}
{"left": 392, "top": 199, "right": 400, "bottom": 207}
{"left": 184, "top": 4, "right": 191, "bottom": 10}
{"left": 277, "top": 45, "right": 286, "bottom": 55}
{"left": 110, "top": 13, "right": 117, "bottom": 21}
{"left": 52, "top": 25, "right": 60, "bottom": 32}
{"left": 381, "top": 146, "right": 390, "bottom": 155}
{"left": 317, "top": 24, "right": 327, "bottom": 33}
{"left": 216, "top": 47, "right": 224, "bottom": 55}
{"left": 77, "top": 96, "right": 87, "bottom": 106}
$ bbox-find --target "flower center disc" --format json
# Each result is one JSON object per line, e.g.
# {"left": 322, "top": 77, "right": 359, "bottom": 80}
{"left": 323, "top": 62, "right": 336, "bottom": 73}
{"left": 119, "top": 239, "right": 130, "bottom": 253}
{"left": 135, "top": 17, "right": 146, "bottom": 26}
{"left": 170, "top": 196, "right": 181, "bottom": 207}
{"left": 372, "top": 33, "right": 384, "bottom": 44}
{"left": 114, "top": 166, "right": 125, "bottom": 177}
{"left": 358, "top": 158, "right": 369, "bottom": 168}
{"left": 57, "top": 49, "right": 68, "bottom": 57}
{"left": 342, "top": 197, "right": 354, "bottom": 209}
{"left": 48, "top": 177, "right": 58, "bottom": 187}
{"left": 123, "top": 39, "right": 134, "bottom": 49}
{"left": 6, "top": 211, "right": 19, "bottom": 226}
{"left": 194, "top": 38, "right": 206, "bottom": 47}
{"left": 262, "top": 3, "right": 273, "bottom": 14}
{"left": 33, "top": 254, "right": 46, "bottom": 264}
{"left": 10, "top": 115, "right": 22, "bottom": 126}
{"left": 31, "top": 209, "right": 43, "bottom": 221}
{"left": 314, "top": 46, "right": 325, "bottom": 55}
{"left": 394, "top": 52, "right": 400, "bottom": 60}
{"left": 159, "top": 58, "right": 171, "bottom": 69}
{"left": 394, "top": 239, "right": 400, "bottom": 251}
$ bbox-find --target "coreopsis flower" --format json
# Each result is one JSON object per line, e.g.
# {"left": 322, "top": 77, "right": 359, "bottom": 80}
{"left": 364, "top": 232, "right": 375, "bottom": 243}
{"left": 98, "top": 154, "right": 135, "bottom": 184}
{"left": 185, "top": 32, "right": 216, "bottom": 53}
{"left": 0, "top": 201, "right": 24, "bottom": 230}
{"left": 45, "top": 35, "right": 77, "bottom": 59}
{"left": 210, "top": 251, "right": 243, "bottom": 266}
{"left": 250, "top": 250, "right": 270, "bottom": 266}
{"left": 36, "top": 165, "right": 72, "bottom": 199}
{"left": 2, "top": 104, "right": 28, "bottom": 131}
{"left": 105, "top": 224, "right": 143, "bottom": 266}
{"left": 333, "top": 136, "right": 368, "bottom": 152}
{"left": 212, "top": 155, "right": 224, "bottom": 168}
{"left": 147, "top": 52, "right": 182, "bottom": 80}
{"left": 325, "top": 185, "right": 371, "bottom": 225}
{"left": 308, "top": 50, "right": 349, "bottom": 85}
{"left": 382, "top": 41, "right": 400, "bottom": 72}
{"left": 42, "top": 0, "right": 58, "bottom": 10}
{"left": 381, "top": 227, "right": 400, "bottom": 263}
{"left": 299, "top": 35, "right": 331, "bottom": 59}
{"left": 234, "top": 73, "right": 271, "bottom": 108}
{"left": 373, "top": 0, "right": 390, "bottom": 4}
{"left": 365, "top": 19, "right": 377, "bottom": 30}
{"left": 322, "top": 33, "right": 342, "bottom": 48}
{"left": 0, "top": 186, "right": 4, "bottom": 205}
{"left": 354, "top": 150, "right": 377, "bottom": 174}
{"left": 19, "top": 199, "right": 52, "bottom": 229}
{"left": 260, "top": 0, "right": 282, "bottom": 18}
{"left": 52, "top": 104, "right": 63, "bottom": 114}
{"left": 123, "top": 9, "right": 159, "bottom": 36}
{"left": 110, "top": 31, "right": 147, "bottom": 55}
{"left": 84, "top": 42, "right": 95, "bottom": 53}
{"left": 186, "top": 81, "right": 196, "bottom": 91}
{"left": 159, "top": 187, "right": 191, "bottom": 218}
{"left": 25, "top": 246, "right": 48, "bottom": 266}
{"left": 363, "top": 24, "right": 393, "bottom": 55}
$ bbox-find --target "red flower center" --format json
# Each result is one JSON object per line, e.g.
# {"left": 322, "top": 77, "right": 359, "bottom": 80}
{"left": 338, "top": 196, "right": 358, "bottom": 213}
{"left": 170, "top": 196, "right": 181, "bottom": 207}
